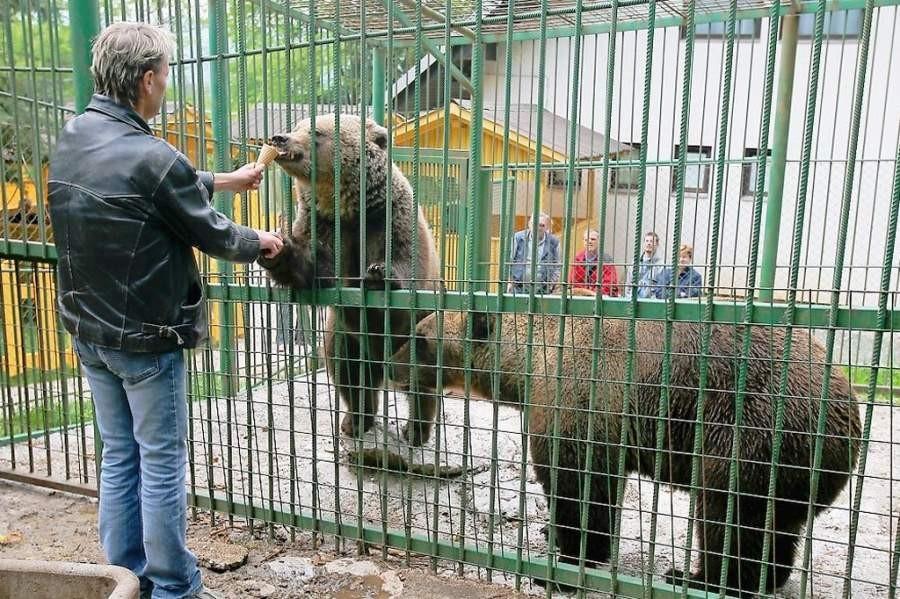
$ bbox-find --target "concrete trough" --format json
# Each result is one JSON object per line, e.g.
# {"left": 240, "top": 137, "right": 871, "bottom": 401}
{"left": 0, "top": 558, "right": 139, "bottom": 599}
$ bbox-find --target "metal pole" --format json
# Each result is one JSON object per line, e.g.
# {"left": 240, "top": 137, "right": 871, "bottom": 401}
{"left": 758, "top": 13, "right": 799, "bottom": 302}
{"left": 372, "top": 47, "right": 386, "bottom": 125}
{"left": 209, "top": 0, "right": 235, "bottom": 399}
{"left": 69, "top": 0, "right": 103, "bottom": 495}
{"left": 67, "top": 0, "right": 100, "bottom": 114}
{"left": 210, "top": 0, "right": 233, "bottom": 182}
{"left": 380, "top": 0, "right": 475, "bottom": 94}
{"left": 65, "top": 0, "right": 101, "bottom": 488}
{"left": 475, "top": 169, "right": 493, "bottom": 292}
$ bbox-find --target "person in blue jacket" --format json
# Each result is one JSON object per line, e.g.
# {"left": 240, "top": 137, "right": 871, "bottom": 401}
{"left": 656, "top": 243, "right": 704, "bottom": 299}
{"left": 506, "top": 212, "right": 561, "bottom": 294}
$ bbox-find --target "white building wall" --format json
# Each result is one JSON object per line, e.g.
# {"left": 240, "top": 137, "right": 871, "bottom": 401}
{"left": 480, "top": 7, "right": 900, "bottom": 307}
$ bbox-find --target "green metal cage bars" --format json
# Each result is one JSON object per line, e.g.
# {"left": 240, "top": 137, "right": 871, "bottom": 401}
{"left": 1, "top": 0, "right": 900, "bottom": 597}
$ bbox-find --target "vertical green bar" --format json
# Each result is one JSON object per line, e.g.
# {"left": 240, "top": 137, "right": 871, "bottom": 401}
{"left": 66, "top": 0, "right": 102, "bottom": 484}
{"left": 715, "top": 5, "right": 782, "bottom": 591}
{"left": 614, "top": 0, "right": 655, "bottom": 585}
{"left": 757, "top": 3, "right": 826, "bottom": 593}
{"left": 460, "top": 0, "right": 485, "bottom": 576}
{"left": 650, "top": 0, "right": 699, "bottom": 590}
{"left": 800, "top": 2, "right": 875, "bottom": 595}
{"left": 68, "top": 0, "right": 100, "bottom": 114}
{"left": 758, "top": 13, "right": 799, "bottom": 303}
{"left": 371, "top": 46, "right": 385, "bottom": 126}
{"left": 455, "top": 186, "right": 468, "bottom": 286}
{"left": 682, "top": 1, "right": 738, "bottom": 594}
{"left": 209, "top": 0, "right": 232, "bottom": 204}
{"left": 475, "top": 170, "right": 493, "bottom": 292}
{"left": 209, "top": 0, "right": 235, "bottom": 405}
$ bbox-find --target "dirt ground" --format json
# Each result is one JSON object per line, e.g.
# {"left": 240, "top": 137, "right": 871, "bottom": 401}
{"left": 0, "top": 478, "right": 534, "bottom": 598}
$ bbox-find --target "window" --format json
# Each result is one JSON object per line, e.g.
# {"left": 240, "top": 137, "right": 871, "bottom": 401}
{"left": 741, "top": 147, "right": 771, "bottom": 198}
{"left": 609, "top": 143, "right": 642, "bottom": 191}
{"left": 795, "top": 9, "right": 863, "bottom": 38}
{"left": 485, "top": 42, "right": 499, "bottom": 61}
{"left": 672, "top": 144, "right": 712, "bottom": 194}
{"left": 682, "top": 18, "right": 761, "bottom": 39}
{"left": 547, "top": 169, "right": 582, "bottom": 188}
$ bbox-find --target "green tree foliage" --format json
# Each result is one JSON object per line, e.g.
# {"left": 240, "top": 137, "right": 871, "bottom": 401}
{"left": 219, "top": 3, "right": 419, "bottom": 115}
{"left": 1, "top": 1, "right": 73, "bottom": 182}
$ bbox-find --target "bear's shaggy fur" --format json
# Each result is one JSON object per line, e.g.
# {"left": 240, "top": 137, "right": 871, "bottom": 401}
{"left": 258, "top": 113, "right": 442, "bottom": 445}
{"left": 390, "top": 310, "right": 861, "bottom": 596}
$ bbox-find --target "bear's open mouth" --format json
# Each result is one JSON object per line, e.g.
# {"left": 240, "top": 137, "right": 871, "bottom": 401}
{"left": 274, "top": 149, "right": 298, "bottom": 162}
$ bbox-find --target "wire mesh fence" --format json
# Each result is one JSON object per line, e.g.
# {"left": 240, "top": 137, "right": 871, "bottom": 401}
{"left": 1, "top": 0, "right": 900, "bottom": 597}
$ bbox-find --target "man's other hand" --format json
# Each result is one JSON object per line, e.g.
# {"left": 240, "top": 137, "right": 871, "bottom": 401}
{"left": 258, "top": 230, "right": 284, "bottom": 259}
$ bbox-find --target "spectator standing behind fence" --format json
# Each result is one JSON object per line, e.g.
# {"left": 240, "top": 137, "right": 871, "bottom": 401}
{"left": 569, "top": 228, "right": 619, "bottom": 296}
{"left": 629, "top": 230, "right": 665, "bottom": 298}
{"left": 506, "top": 212, "right": 561, "bottom": 294}
{"left": 47, "top": 22, "right": 283, "bottom": 599}
{"left": 655, "top": 243, "right": 704, "bottom": 299}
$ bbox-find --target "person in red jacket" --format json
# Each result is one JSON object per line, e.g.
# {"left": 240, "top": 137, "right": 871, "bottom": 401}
{"left": 569, "top": 228, "right": 619, "bottom": 296}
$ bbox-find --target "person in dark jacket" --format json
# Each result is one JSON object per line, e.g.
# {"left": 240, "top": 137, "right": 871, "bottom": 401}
{"left": 506, "top": 212, "right": 561, "bottom": 294}
{"left": 655, "top": 243, "right": 704, "bottom": 299}
{"left": 47, "top": 22, "right": 283, "bottom": 599}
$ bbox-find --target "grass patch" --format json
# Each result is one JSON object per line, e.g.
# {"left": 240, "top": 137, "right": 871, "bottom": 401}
{"left": 0, "top": 365, "right": 80, "bottom": 387}
{"left": 0, "top": 367, "right": 253, "bottom": 443}
{"left": 0, "top": 371, "right": 235, "bottom": 443}
{"left": 846, "top": 365, "right": 900, "bottom": 388}
{"left": 0, "top": 392, "right": 94, "bottom": 440}
{"left": 0, "top": 365, "right": 90, "bottom": 439}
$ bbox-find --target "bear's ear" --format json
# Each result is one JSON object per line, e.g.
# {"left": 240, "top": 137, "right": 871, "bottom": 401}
{"left": 470, "top": 312, "right": 496, "bottom": 341}
{"left": 366, "top": 119, "right": 389, "bottom": 150}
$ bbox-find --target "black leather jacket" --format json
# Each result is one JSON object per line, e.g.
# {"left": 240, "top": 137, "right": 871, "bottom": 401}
{"left": 49, "top": 95, "right": 261, "bottom": 352}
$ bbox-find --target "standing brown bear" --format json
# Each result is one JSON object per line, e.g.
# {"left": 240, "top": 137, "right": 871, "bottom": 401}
{"left": 390, "top": 309, "right": 861, "bottom": 597}
{"left": 258, "top": 113, "right": 442, "bottom": 446}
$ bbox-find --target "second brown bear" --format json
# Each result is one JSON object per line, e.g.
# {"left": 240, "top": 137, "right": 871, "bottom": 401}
{"left": 390, "top": 310, "right": 861, "bottom": 597}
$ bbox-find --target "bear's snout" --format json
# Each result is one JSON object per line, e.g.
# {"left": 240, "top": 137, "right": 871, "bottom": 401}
{"left": 268, "top": 134, "right": 305, "bottom": 162}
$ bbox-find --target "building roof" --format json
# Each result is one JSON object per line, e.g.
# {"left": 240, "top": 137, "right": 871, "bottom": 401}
{"left": 295, "top": 0, "right": 771, "bottom": 40}
{"left": 391, "top": 45, "right": 472, "bottom": 101}
{"left": 392, "top": 54, "right": 438, "bottom": 100}
{"left": 457, "top": 100, "right": 628, "bottom": 159}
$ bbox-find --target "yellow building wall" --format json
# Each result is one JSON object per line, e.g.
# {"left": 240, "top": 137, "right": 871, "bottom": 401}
{"left": 3, "top": 176, "right": 41, "bottom": 210}
{"left": 0, "top": 261, "right": 77, "bottom": 377}
{"left": 393, "top": 109, "right": 597, "bottom": 292}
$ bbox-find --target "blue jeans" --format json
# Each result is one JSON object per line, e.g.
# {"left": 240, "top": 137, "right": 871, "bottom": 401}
{"left": 74, "top": 338, "right": 202, "bottom": 599}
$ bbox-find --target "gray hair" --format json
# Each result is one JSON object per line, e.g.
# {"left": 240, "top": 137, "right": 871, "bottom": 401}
{"left": 90, "top": 21, "right": 174, "bottom": 108}
{"left": 529, "top": 212, "right": 551, "bottom": 225}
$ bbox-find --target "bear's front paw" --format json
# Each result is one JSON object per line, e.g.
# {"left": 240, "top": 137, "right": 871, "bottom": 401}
{"left": 363, "top": 262, "right": 395, "bottom": 290}
{"left": 365, "top": 262, "right": 385, "bottom": 281}
{"left": 257, "top": 252, "right": 283, "bottom": 270}
{"left": 664, "top": 568, "right": 686, "bottom": 586}
{"left": 402, "top": 419, "right": 432, "bottom": 447}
